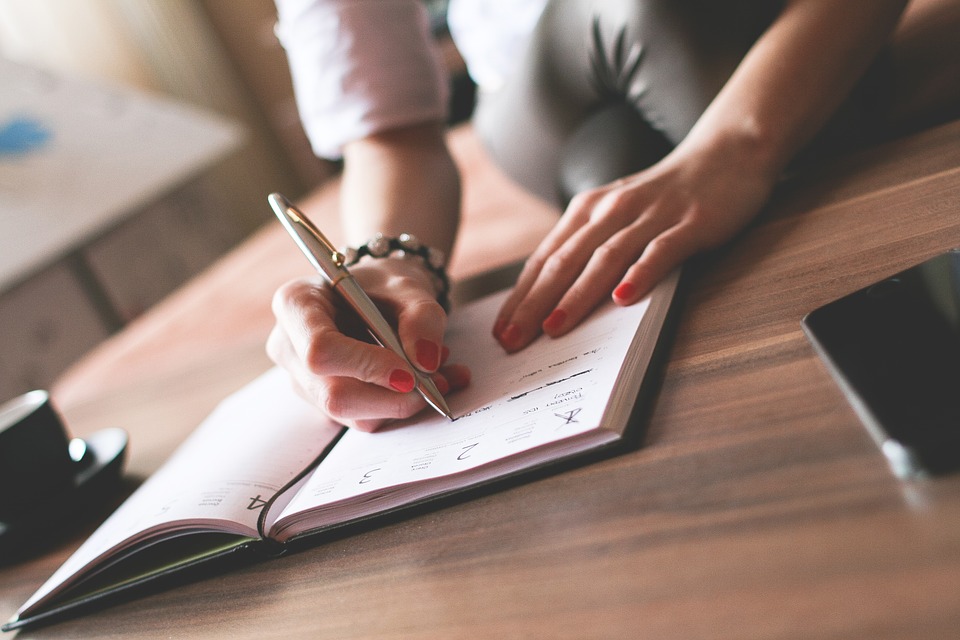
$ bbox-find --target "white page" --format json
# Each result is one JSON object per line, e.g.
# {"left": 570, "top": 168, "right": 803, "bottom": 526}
{"left": 276, "top": 289, "right": 651, "bottom": 524}
{"left": 20, "top": 368, "right": 341, "bottom": 615}
{"left": 19, "top": 282, "right": 660, "bottom": 618}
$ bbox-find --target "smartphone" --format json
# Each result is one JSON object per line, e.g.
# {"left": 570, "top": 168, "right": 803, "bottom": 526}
{"left": 801, "top": 249, "right": 960, "bottom": 479}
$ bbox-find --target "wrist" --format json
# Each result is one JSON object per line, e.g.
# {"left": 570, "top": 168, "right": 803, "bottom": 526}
{"left": 679, "top": 114, "right": 789, "bottom": 186}
{"left": 343, "top": 233, "right": 450, "bottom": 310}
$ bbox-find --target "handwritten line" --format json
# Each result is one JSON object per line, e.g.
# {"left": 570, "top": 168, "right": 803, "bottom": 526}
{"left": 508, "top": 369, "right": 593, "bottom": 401}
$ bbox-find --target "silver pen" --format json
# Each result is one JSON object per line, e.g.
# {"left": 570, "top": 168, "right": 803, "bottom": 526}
{"left": 268, "top": 193, "right": 454, "bottom": 420}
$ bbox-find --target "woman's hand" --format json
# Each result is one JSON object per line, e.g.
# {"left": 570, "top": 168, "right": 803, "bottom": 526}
{"left": 271, "top": 122, "right": 465, "bottom": 430}
{"left": 493, "top": 133, "right": 778, "bottom": 353}
{"left": 491, "top": 0, "right": 912, "bottom": 354}
{"left": 268, "top": 257, "right": 470, "bottom": 431}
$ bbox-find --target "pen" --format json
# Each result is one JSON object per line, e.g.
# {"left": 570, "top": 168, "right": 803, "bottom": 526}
{"left": 268, "top": 193, "right": 454, "bottom": 421}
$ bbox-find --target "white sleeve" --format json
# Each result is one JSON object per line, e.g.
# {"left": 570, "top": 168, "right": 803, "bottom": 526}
{"left": 275, "top": 0, "right": 449, "bottom": 159}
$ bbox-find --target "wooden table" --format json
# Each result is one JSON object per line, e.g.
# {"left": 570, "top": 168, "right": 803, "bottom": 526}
{"left": 3, "top": 121, "right": 959, "bottom": 639}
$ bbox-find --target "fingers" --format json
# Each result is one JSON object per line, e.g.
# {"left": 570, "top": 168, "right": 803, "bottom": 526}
{"left": 541, "top": 229, "right": 652, "bottom": 335}
{"left": 494, "top": 188, "right": 638, "bottom": 351}
{"left": 611, "top": 222, "right": 700, "bottom": 305}
{"left": 493, "top": 183, "right": 649, "bottom": 351}
{"left": 546, "top": 221, "right": 704, "bottom": 336}
{"left": 493, "top": 189, "right": 602, "bottom": 336}
{"left": 271, "top": 278, "right": 412, "bottom": 387}
{"left": 493, "top": 174, "right": 708, "bottom": 350}
{"left": 351, "top": 258, "right": 449, "bottom": 374}
{"left": 268, "top": 268, "right": 469, "bottom": 431}
{"left": 492, "top": 138, "right": 779, "bottom": 351}
{"left": 396, "top": 296, "right": 447, "bottom": 373}
{"left": 272, "top": 321, "right": 469, "bottom": 432}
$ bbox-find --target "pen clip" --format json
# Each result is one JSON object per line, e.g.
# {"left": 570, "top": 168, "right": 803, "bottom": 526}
{"left": 268, "top": 192, "right": 348, "bottom": 278}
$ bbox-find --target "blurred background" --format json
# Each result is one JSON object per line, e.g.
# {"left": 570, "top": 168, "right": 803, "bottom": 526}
{"left": 0, "top": 0, "right": 469, "bottom": 399}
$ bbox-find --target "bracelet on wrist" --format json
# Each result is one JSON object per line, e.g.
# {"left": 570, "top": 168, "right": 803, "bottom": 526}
{"left": 341, "top": 233, "right": 450, "bottom": 310}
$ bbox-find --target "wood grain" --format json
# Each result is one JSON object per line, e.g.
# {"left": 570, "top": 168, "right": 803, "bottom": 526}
{"left": 3, "top": 121, "right": 959, "bottom": 639}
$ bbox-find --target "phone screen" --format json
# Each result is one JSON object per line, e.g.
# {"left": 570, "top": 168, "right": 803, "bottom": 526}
{"left": 802, "top": 249, "right": 960, "bottom": 478}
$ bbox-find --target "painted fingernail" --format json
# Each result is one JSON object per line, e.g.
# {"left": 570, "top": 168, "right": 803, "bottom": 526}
{"left": 416, "top": 339, "right": 440, "bottom": 370}
{"left": 500, "top": 323, "right": 522, "bottom": 349}
{"left": 613, "top": 282, "right": 636, "bottom": 302}
{"left": 434, "top": 375, "right": 450, "bottom": 395}
{"left": 446, "top": 365, "right": 471, "bottom": 390}
{"left": 542, "top": 308, "right": 567, "bottom": 334}
{"left": 493, "top": 318, "right": 508, "bottom": 339}
{"left": 389, "top": 369, "right": 416, "bottom": 393}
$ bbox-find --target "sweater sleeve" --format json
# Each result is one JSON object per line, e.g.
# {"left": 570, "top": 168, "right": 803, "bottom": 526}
{"left": 275, "top": 0, "right": 449, "bottom": 159}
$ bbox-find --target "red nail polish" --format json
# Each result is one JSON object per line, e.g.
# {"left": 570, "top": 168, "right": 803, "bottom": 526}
{"left": 542, "top": 308, "right": 567, "bottom": 334}
{"left": 416, "top": 339, "right": 440, "bottom": 370}
{"left": 447, "top": 366, "right": 471, "bottom": 389}
{"left": 435, "top": 375, "right": 450, "bottom": 395}
{"left": 500, "top": 323, "right": 522, "bottom": 348}
{"left": 493, "top": 318, "right": 508, "bottom": 339}
{"left": 389, "top": 369, "right": 415, "bottom": 393}
{"left": 613, "top": 282, "right": 636, "bottom": 301}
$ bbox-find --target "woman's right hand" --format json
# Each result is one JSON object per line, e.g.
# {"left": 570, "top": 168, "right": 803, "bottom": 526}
{"left": 267, "top": 257, "right": 470, "bottom": 432}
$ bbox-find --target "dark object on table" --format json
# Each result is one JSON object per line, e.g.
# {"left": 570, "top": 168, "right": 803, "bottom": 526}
{"left": 802, "top": 249, "right": 960, "bottom": 479}
{"left": 0, "top": 390, "right": 127, "bottom": 562}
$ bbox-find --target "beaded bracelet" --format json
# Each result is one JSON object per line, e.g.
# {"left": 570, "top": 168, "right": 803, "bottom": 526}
{"left": 340, "top": 233, "right": 450, "bottom": 310}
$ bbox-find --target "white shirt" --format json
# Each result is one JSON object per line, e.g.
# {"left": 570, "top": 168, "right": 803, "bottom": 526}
{"left": 275, "top": 0, "right": 547, "bottom": 159}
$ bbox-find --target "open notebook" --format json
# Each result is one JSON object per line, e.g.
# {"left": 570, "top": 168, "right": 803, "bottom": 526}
{"left": 5, "top": 270, "right": 680, "bottom": 631}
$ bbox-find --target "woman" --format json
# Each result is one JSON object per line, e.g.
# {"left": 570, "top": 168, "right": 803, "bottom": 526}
{"left": 269, "top": 0, "right": 960, "bottom": 431}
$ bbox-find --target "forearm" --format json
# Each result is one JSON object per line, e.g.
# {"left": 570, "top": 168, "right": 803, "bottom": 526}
{"left": 341, "top": 122, "right": 461, "bottom": 257}
{"left": 679, "top": 0, "right": 908, "bottom": 178}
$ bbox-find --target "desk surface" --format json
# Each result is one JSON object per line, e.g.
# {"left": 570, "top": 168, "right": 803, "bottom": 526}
{"left": 3, "top": 122, "right": 960, "bottom": 639}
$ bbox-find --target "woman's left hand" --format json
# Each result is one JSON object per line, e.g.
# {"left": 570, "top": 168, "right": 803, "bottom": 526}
{"left": 492, "top": 135, "right": 778, "bottom": 352}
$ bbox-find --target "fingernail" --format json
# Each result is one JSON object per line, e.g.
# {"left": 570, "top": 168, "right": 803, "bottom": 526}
{"left": 389, "top": 369, "right": 415, "bottom": 393}
{"left": 613, "top": 282, "right": 636, "bottom": 302}
{"left": 542, "top": 308, "right": 567, "bottom": 334}
{"left": 493, "top": 318, "right": 508, "bottom": 339}
{"left": 434, "top": 375, "right": 450, "bottom": 395}
{"left": 500, "top": 323, "right": 522, "bottom": 349}
{"left": 446, "top": 366, "right": 471, "bottom": 390}
{"left": 415, "top": 339, "right": 440, "bottom": 370}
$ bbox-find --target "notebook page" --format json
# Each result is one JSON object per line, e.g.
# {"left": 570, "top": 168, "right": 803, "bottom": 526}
{"left": 277, "top": 289, "right": 651, "bottom": 523}
{"left": 19, "top": 368, "right": 340, "bottom": 615}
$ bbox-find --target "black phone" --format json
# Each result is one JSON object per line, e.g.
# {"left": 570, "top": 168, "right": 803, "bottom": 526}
{"left": 802, "top": 249, "right": 960, "bottom": 479}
